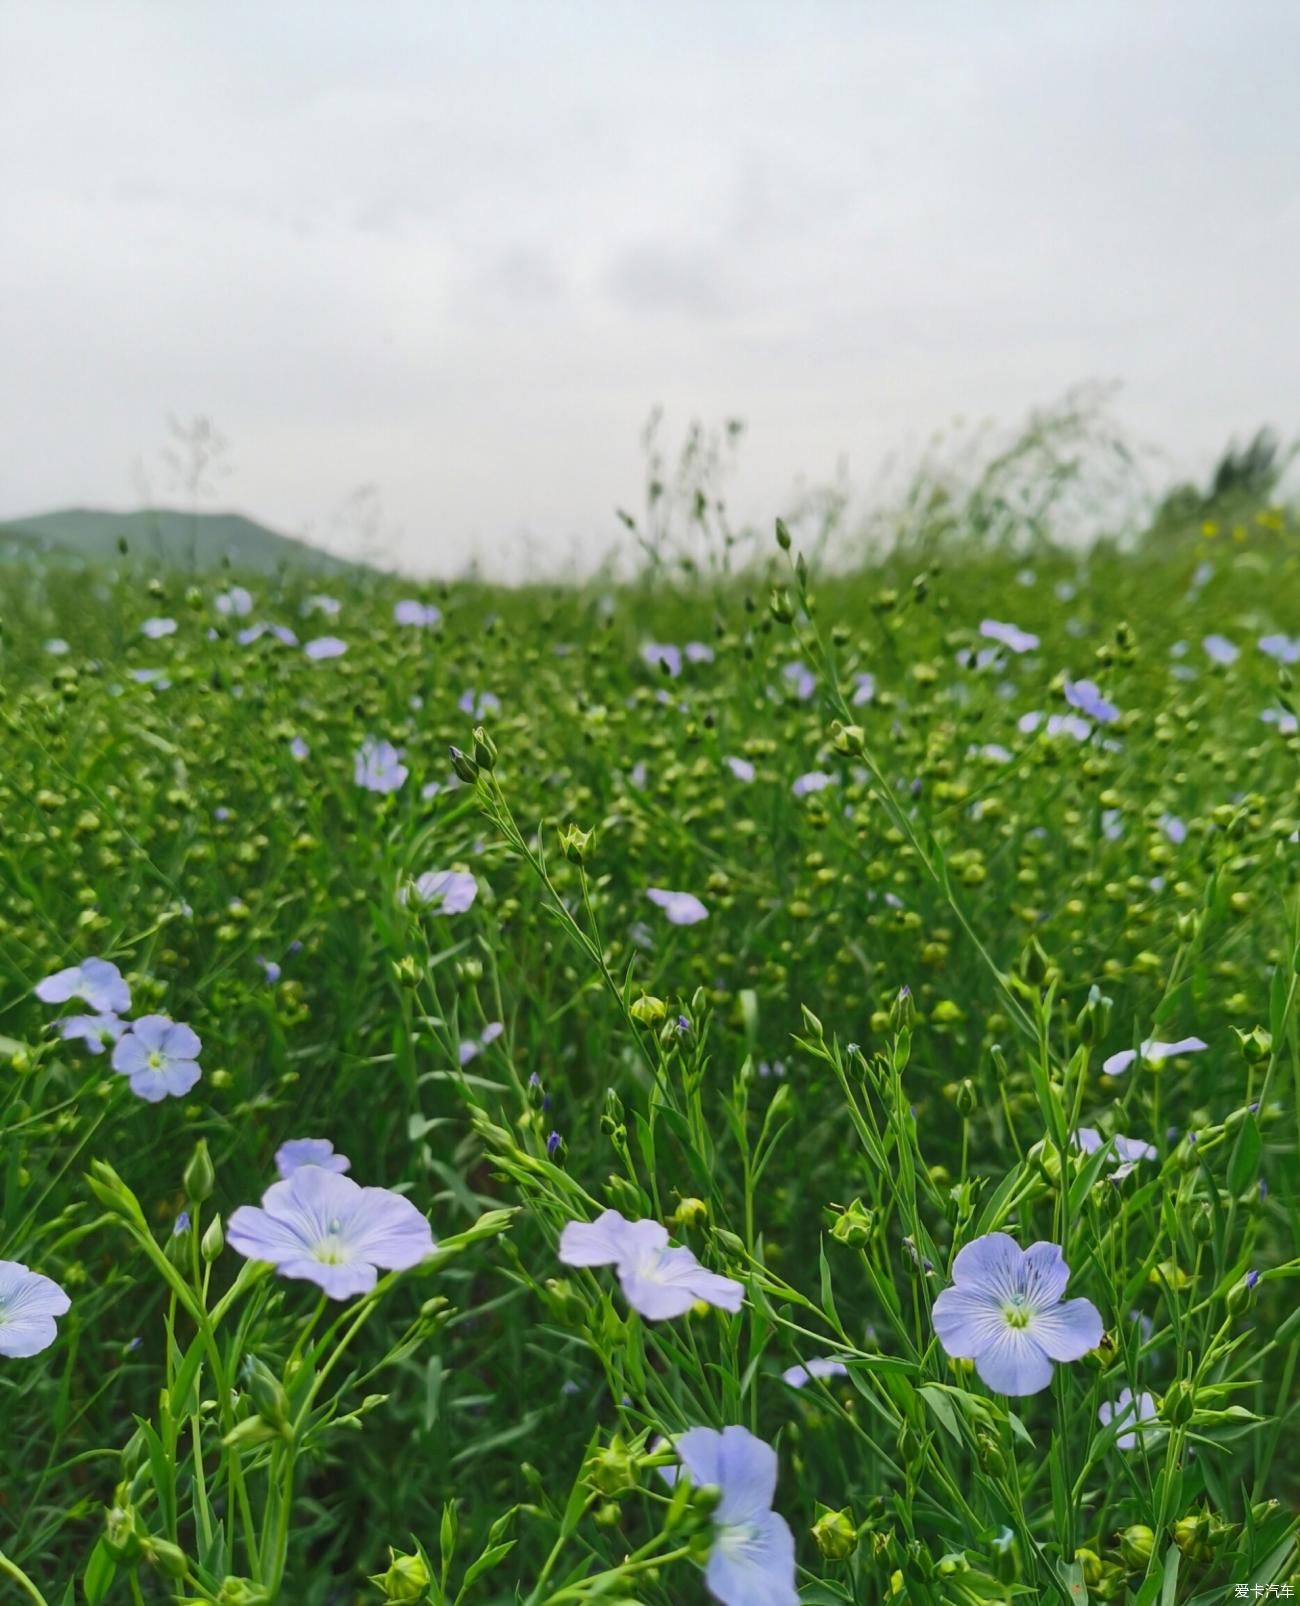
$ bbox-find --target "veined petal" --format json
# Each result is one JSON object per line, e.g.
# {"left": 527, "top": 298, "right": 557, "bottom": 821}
{"left": 706, "top": 1508, "right": 798, "bottom": 1606}
{"left": 558, "top": 1209, "right": 639, "bottom": 1267}
{"left": 1020, "top": 1242, "right": 1071, "bottom": 1311}
{"left": 641, "top": 1245, "right": 743, "bottom": 1313}
{"left": 277, "top": 1256, "right": 377, "bottom": 1300}
{"left": 1102, "top": 1049, "right": 1136, "bottom": 1077}
{"left": 1032, "top": 1296, "right": 1103, "bottom": 1361}
{"left": 973, "top": 1328, "right": 1054, "bottom": 1395}
{"left": 618, "top": 1264, "right": 697, "bottom": 1321}
{"left": 347, "top": 1187, "right": 436, "bottom": 1270}
{"left": 949, "top": 1233, "right": 1022, "bottom": 1301}
{"left": 932, "top": 1286, "right": 1005, "bottom": 1358}
{"left": 671, "top": 1426, "right": 723, "bottom": 1490}
{"left": 227, "top": 1203, "right": 308, "bottom": 1264}
{"left": 714, "top": 1425, "right": 778, "bottom": 1526}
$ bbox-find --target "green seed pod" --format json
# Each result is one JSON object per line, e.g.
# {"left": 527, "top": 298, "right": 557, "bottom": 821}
{"left": 811, "top": 1506, "right": 858, "bottom": 1561}
{"left": 1118, "top": 1525, "right": 1155, "bottom": 1570}
{"left": 372, "top": 1550, "right": 431, "bottom": 1601}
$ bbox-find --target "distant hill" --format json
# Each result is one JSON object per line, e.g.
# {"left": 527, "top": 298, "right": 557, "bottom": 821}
{"left": 0, "top": 507, "right": 362, "bottom": 575}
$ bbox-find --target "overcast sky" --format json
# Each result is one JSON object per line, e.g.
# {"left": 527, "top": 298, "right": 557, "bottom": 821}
{"left": 2, "top": 2, "right": 1298, "bottom": 577}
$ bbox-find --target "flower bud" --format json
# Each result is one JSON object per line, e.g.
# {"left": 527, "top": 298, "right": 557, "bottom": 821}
{"left": 975, "top": 1433, "right": 1005, "bottom": 1477}
{"left": 215, "top": 1579, "right": 272, "bottom": 1606}
{"left": 1019, "top": 936, "right": 1050, "bottom": 986}
{"left": 165, "top": 1212, "right": 193, "bottom": 1269}
{"left": 201, "top": 1213, "right": 225, "bottom": 1263}
{"left": 1074, "top": 1547, "right": 1103, "bottom": 1587}
{"left": 830, "top": 1198, "right": 875, "bottom": 1247}
{"left": 243, "top": 1356, "right": 290, "bottom": 1432}
{"left": 448, "top": 745, "right": 479, "bottom": 784}
{"left": 811, "top": 1506, "right": 858, "bottom": 1561}
{"left": 955, "top": 1078, "right": 977, "bottom": 1118}
{"left": 889, "top": 986, "right": 914, "bottom": 1033}
{"left": 830, "top": 722, "right": 865, "bottom": 756}
{"left": 372, "top": 1550, "right": 431, "bottom": 1601}
{"left": 1232, "top": 1025, "right": 1272, "bottom": 1064}
{"left": 1161, "top": 1379, "right": 1195, "bottom": 1427}
{"left": 629, "top": 994, "right": 667, "bottom": 1025}
{"left": 774, "top": 518, "right": 792, "bottom": 552}
{"left": 1076, "top": 984, "right": 1113, "bottom": 1045}
{"left": 586, "top": 1437, "right": 637, "bottom": 1496}
{"left": 769, "top": 586, "right": 795, "bottom": 624}
{"left": 1119, "top": 1525, "right": 1155, "bottom": 1570}
{"left": 143, "top": 1538, "right": 189, "bottom": 1579}
{"left": 673, "top": 1196, "right": 709, "bottom": 1230}
{"left": 103, "top": 1495, "right": 145, "bottom": 1562}
{"left": 1226, "top": 1271, "right": 1258, "bottom": 1317}
{"left": 391, "top": 955, "right": 420, "bottom": 988}
{"left": 559, "top": 822, "right": 593, "bottom": 864}
{"left": 472, "top": 725, "right": 497, "bottom": 772}
{"left": 183, "top": 1139, "right": 215, "bottom": 1203}
{"left": 1171, "top": 1514, "right": 1213, "bottom": 1563}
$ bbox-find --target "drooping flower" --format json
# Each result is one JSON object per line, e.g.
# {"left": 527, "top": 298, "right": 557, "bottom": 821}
{"left": 355, "top": 738, "right": 408, "bottom": 794}
{"left": 394, "top": 599, "right": 442, "bottom": 627}
{"left": 142, "top": 616, "right": 177, "bottom": 639}
{"left": 658, "top": 1426, "right": 797, "bottom": 1606}
{"left": 1202, "top": 633, "right": 1239, "bottom": 666}
{"left": 980, "top": 619, "right": 1039, "bottom": 654}
{"left": 404, "top": 870, "right": 477, "bottom": 913}
{"left": 111, "top": 1016, "right": 202, "bottom": 1103}
{"left": 227, "top": 1166, "right": 435, "bottom": 1299}
{"left": 1102, "top": 1036, "right": 1208, "bottom": 1077}
{"left": 289, "top": 735, "right": 310, "bottom": 760}
{"left": 258, "top": 957, "right": 281, "bottom": 984}
{"left": 781, "top": 1356, "right": 849, "bottom": 1388}
{"left": 1063, "top": 678, "right": 1120, "bottom": 724}
{"left": 458, "top": 1022, "right": 504, "bottom": 1064}
{"left": 1073, "top": 1128, "right": 1157, "bottom": 1180}
{"left": 1098, "top": 1388, "right": 1159, "bottom": 1450}
{"left": 275, "top": 1138, "right": 352, "bottom": 1180}
{"left": 57, "top": 1012, "right": 127, "bottom": 1054}
{"left": 36, "top": 958, "right": 131, "bottom": 1015}
{"left": 1159, "top": 814, "right": 1187, "bottom": 845}
{"left": 931, "top": 1233, "right": 1102, "bottom": 1395}
{"left": 559, "top": 1208, "right": 742, "bottom": 1321}
{"left": 792, "top": 770, "right": 834, "bottom": 798}
{"left": 305, "top": 635, "right": 347, "bottom": 661}
{"left": 0, "top": 1261, "right": 71, "bottom": 1358}
{"left": 685, "top": 641, "right": 715, "bottom": 663}
{"left": 646, "top": 888, "right": 708, "bottom": 926}
{"left": 852, "top": 671, "right": 876, "bottom": 705}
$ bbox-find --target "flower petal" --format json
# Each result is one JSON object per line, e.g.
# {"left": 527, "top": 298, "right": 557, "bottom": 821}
{"left": 973, "top": 1328, "right": 1054, "bottom": 1395}
{"left": 558, "top": 1209, "right": 638, "bottom": 1268}
{"left": 714, "top": 1425, "right": 778, "bottom": 1526}
{"left": 347, "top": 1186, "right": 436, "bottom": 1270}
{"left": 706, "top": 1508, "right": 798, "bottom": 1606}
{"left": 1032, "top": 1296, "right": 1103, "bottom": 1362}
{"left": 949, "top": 1232, "right": 1023, "bottom": 1300}
{"left": 932, "top": 1286, "right": 1005, "bottom": 1359}
{"left": 1020, "top": 1242, "right": 1071, "bottom": 1311}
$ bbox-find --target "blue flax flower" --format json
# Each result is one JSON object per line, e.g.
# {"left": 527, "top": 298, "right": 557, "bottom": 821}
{"left": 781, "top": 1356, "right": 849, "bottom": 1388}
{"left": 724, "top": 756, "right": 755, "bottom": 782}
{"left": 0, "top": 1260, "right": 71, "bottom": 1358}
{"left": 58, "top": 1012, "right": 127, "bottom": 1054}
{"left": 658, "top": 1426, "right": 797, "bottom": 1606}
{"left": 142, "top": 616, "right": 177, "bottom": 639}
{"left": 932, "top": 1233, "right": 1102, "bottom": 1395}
{"left": 1202, "top": 633, "right": 1239, "bottom": 665}
{"left": 112, "top": 1016, "right": 202, "bottom": 1102}
{"left": 275, "top": 1138, "right": 352, "bottom": 1179}
{"left": 227, "top": 1166, "right": 435, "bottom": 1299}
{"left": 641, "top": 642, "right": 682, "bottom": 676}
{"left": 980, "top": 619, "right": 1039, "bottom": 654}
{"left": 646, "top": 887, "right": 708, "bottom": 926}
{"left": 559, "top": 1208, "right": 743, "bottom": 1321}
{"left": 355, "top": 738, "right": 408, "bottom": 794}
{"left": 305, "top": 635, "right": 347, "bottom": 660}
{"left": 792, "top": 770, "right": 834, "bottom": 798}
{"left": 404, "top": 869, "right": 478, "bottom": 913}
{"left": 1063, "top": 678, "right": 1120, "bottom": 724}
{"left": 36, "top": 957, "right": 131, "bottom": 1015}
{"left": 394, "top": 599, "right": 442, "bottom": 627}
{"left": 1098, "top": 1387, "right": 1159, "bottom": 1450}
{"left": 1102, "top": 1035, "right": 1207, "bottom": 1077}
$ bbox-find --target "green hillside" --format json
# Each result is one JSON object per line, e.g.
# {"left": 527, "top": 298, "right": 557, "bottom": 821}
{"left": 0, "top": 506, "right": 361, "bottom": 574}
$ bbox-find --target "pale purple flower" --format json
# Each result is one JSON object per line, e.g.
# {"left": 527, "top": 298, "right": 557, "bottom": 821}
{"left": 641, "top": 642, "right": 682, "bottom": 677}
{"left": 931, "top": 1233, "right": 1102, "bottom": 1395}
{"left": 481, "top": 1022, "right": 504, "bottom": 1046}
{"left": 1261, "top": 708, "right": 1299, "bottom": 735}
{"left": 275, "top": 1138, "right": 351, "bottom": 1180}
{"left": 1202, "top": 634, "right": 1239, "bottom": 666}
{"left": 559, "top": 1208, "right": 743, "bottom": 1321}
{"left": 852, "top": 672, "right": 876, "bottom": 705}
{"left": 355, "top": 738, "right": 408, "bottom": 794}
{"left": 1101, "top": 809, "right": 1124, "bottom": 841}
{"left": 1259, "top": 632, "right": 1300, "bottom": 664}
{"left": 977, "top": 743, "right": 1012, "bottom": 763}
{"left": 394, "top": 599, "right": 442, "bottom": 627}
{"left": 1159, "top": 814, "right": 1187, "bottom": 845}
{"left": 111, "top": 1015, "right": 202, "bottom": 1103}
{"left": 58, "top": 1012, "right": 126, "bottom": 1054}
{"left": 305, "top": 636, "right": 347, "bottom": 661}
{"left": 130, "top": 668, "right": 170, "bottom": 688}
{"left": 227, "top": 1166, "right": 434, "bottom": 1299}
{"left": 1073, "top": 1128, "right": 1157, "bottom": 1178}
{"left": 1189, "top": 561, "right": 1214, "bottom": 591}
{"left": 628, "top": 762, "right": 648, "bottom": 789}
{"left": 405, "top": 870, "right": 477, "bottom": 914}
{"left": 658, "top": 1426, "right": 797, "bottom": 1606}
{"left": 782, "top": 661, "right": 816, "bottom": 701}
{"left": 1098, "top": 1388, "right": 1159, "bottom": 1450}
{"left": 304, "top": 594, "right": 341, "bottom": 617}
{"left": 781, "top": 1357, "right": 849, "bottom": 1388}
{"left": 215, "top": 586, "right": 254, "bottom": 617}
{"left": 0, "top": 1261, "right": 71, "bottom": 1358}
{"left": 1102, "top": 1036, "right": 1208, "bottom": 1077}
{"left": 685, "top": 641, "right": 715, "bottom": 664}
{"left": 725, "top": 756, "right": 755, "bottom": 783}
{"left": 792, "top": 770, "right": 834, "bottom": 798}
{"left": 36, "top": 958, "right": 130, "bottom": 1015}
{"left": 1018, "top": 710, "right": 1092, "bottom": 741}
{"left": 980, "top": 619, "right": 1039, "bottom": 654}
{"left": 237, "top": 622, "right": 268, "bottom": 645}
{"left": 458, "top": 689, "right": 500, "bottom": 718}
{"left": 289, "top": 735, "right": 310, "bottom": 760}
{"left": 142, "top": 617, "right": 177, "bottom": 639}
{"left": 45, "top": 638, "right": 70, "bottom": 655}
{"left": 646, "top": 888, "right": 708, "bottom": 926}
{"left": 258, "top": 957, "right": 281, "bottom": 984}
{"left": 1063, "top": 679, "right": 1120, "bottom": 725}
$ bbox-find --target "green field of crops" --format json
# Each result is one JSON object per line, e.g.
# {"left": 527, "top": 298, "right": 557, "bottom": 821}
{"left": 2, "top": 476, "right": 1298, "bottom": 1604}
